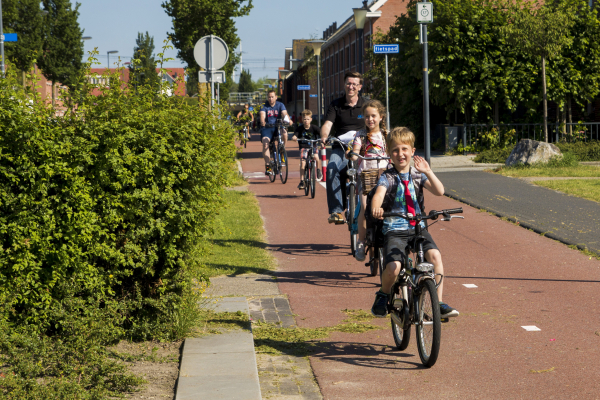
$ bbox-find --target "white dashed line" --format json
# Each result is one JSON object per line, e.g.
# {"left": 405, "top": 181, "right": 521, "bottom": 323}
{"left": 319, "top": 182, "right": 326, "bottom": 188}
{"left": 521, "top": 326, "right": 541, "bottom": 331}
{"left": 462, "top": 284, "right": 478, "bottom": 288}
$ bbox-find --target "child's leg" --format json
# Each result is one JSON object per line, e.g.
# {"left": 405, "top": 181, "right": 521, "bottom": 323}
{"left": 381, "top": 261, "right": 401, "bottom": 294}
{"left": 425, "top": 249, "right": 444, "bottom": 301}
{"left": 300, "top": 158, "right": 306, "bottom": 179}
{"left": 313, "top": 153, "right": 321, "bottom": 169}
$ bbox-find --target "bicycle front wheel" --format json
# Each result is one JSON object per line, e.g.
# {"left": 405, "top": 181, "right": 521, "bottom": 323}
{"left": 348, "top": 183, "right": 356, "bottom": 231}
{"left": 377, "top": 247, "right": 385, "bottom": 284}
{"left": 268, "top": 150, "right": 276, "bottom": 183}
{"left": 310, "top": 160, "right": 316, "bottom": 198}
{"left": 304, "top": 163, "right": 310, "bottom": 196}
{"left": 416, "top": 279, "right": 441, "bottom": 367}
{"left": 391, "top": 285, "right": 411, "bottom": 351}
{"left": 279, "top": 146, "right": 288, "bottom": 184}
{"left": 369, "top": 247, "right": 377, "bottom": 277}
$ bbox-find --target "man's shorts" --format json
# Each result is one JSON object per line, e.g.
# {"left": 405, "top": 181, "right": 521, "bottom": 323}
{"left": 383, "top": 229, "right": 439, "bottom": 268}
{"left": 260, "top": 127, "right": 278, "bottom": 142}
{"left": 299, "top": 148, "right": 313, "bottom": 159}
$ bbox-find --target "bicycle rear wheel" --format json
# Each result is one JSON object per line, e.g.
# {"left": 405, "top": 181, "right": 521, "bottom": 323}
{"left": 377, "top": 247, "right": 385, "bottom": 284}
{"left": 391, "top": 285, "right": 411, "bottom": 350}
{"left": 350, "top": 232, "right": 357, "bottom": 257}
{"left": 416, "top": 279, "right": 441, "bottom": 367}
{"left": 369, "top": 247, "right": 377, "bottom": 277}
{"left": 310, "top": 160, "right": 316, "bottom": 198}
{"left": 279, "top": 146, "right": 288, "bottom": 184}
{"left": 244, "top": 128, "right": 248, "bottom": 148}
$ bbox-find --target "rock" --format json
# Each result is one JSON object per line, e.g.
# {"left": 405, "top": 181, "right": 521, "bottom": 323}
{"left": 505, "top": 139, "right": 562, "bottom": 166}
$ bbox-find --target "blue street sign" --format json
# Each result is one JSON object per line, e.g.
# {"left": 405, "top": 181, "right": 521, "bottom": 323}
{"left": 2, "top": 33, "right": 18, "bottom": 42}
{"left": 373, "top": 44, "right": 399, "bottom": 54}
{"left": 249, "top": 107, "right": 254, "bottom": 111}
{"left": 297, "top": 85, "right": 311, "bottom": 90}
{"left": 309, "top": 94, "right": 318, "bottom": 98}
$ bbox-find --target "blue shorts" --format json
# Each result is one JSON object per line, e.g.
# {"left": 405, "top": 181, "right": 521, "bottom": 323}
{"left": 260, "top": 127, "right": 277, "bottom": 142}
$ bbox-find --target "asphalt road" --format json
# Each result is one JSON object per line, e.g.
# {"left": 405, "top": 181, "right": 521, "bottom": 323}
{"left": 438, "top": 171, "right": 600, "bottom": 255}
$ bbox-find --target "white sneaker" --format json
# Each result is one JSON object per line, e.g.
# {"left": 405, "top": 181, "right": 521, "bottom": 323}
{"left": 355, "top": 242, "right": 366, "bottom": 262}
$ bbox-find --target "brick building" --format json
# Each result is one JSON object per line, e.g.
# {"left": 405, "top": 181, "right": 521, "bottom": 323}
{"left": 282, "top": 0, "right": 407, "bottom": 123}
{"left": 321, "top": 0, "right": 407, "bottom": 107}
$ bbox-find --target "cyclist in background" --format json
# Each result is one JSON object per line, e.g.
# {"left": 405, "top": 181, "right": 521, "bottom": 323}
{"left": 291, "top": 109, "right": 323, "bottom": 189}
{"left": 260, "top": 89, "right": 289, "bottom": 175}
{"left": 236, "top": 103, "right": 254, "bottom": 139}
{"left": 320, "top": 71, "right": 367, "bottom": 225}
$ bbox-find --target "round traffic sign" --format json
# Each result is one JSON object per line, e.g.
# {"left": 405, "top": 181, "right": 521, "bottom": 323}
{"left": 420, "top": 7, "right": 429, "bottom": 17}
{"left": 194, "top": 35, "right": 229, "bottom": 70}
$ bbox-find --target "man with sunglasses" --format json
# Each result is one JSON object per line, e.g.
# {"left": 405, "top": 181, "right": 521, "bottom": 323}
{"left": 320, "top": 71, "right": 366, "bottom": 224}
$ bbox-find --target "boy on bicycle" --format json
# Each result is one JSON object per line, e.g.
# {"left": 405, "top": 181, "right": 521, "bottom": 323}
{"left": 370, "top": 127, "right": 459, "bottom": 319}
{"left": 291, "top": 109, "right": 323, "bottom": 189}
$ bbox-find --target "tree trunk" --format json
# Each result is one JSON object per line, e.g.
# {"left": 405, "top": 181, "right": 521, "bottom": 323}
{"left": 542, "top": 55, "right": 548, "bottom": 142}
{"left": 561, "top": 102, "right": 566, "bottom": 135}
{"left": 568, "top": 95, "right": 573, "bottom": 136}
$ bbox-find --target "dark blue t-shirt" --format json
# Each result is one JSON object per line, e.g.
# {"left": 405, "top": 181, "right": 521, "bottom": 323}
{"left": 260, "top": 101, "right": 286, "bottom": 125}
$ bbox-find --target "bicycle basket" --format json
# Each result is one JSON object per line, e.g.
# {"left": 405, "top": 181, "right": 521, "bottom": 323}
{"left": 360, "top": 168, "right": 387, "bottom": 195}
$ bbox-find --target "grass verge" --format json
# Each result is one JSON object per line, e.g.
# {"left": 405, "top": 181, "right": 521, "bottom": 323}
{"left": 532, "top": 179, "right": 600, "bottom": 203}
{"left": 253, "top": 309, "right": 384, "bottom": 356}
{"left": 493, "top": 153, "right": 600, "bottom": 177}
{"left": 200, "top": 189, "right": 275, "bottom": 277}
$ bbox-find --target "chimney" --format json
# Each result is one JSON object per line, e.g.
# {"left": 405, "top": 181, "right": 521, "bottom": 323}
{"left": 333, "top": 22, "right": 337, "bottom": 31}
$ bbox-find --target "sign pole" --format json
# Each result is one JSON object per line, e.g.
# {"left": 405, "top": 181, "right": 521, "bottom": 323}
{"left": 303, "top": 90, "right": 305, "bottom": 112}
{"left": 317, "top": 54, "right": 321, "bottom": 126}
{"left": 0, "top": 0, "right": 5, "bottom": 78}
{"left": 210, "top": 35, "right": 215, "bottom": 110}
{"left": 385, "top": 54, "right": 390, "bottom": 131}
{"left": 422, "top": 24, "right": 431, "bottom": 165}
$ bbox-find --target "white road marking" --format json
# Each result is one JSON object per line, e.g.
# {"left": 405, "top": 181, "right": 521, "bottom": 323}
{"left": 521, "top": 326, "right": 541, "bottom": 331}
{"left": 463, "top": 284, "right": 478, "bottom": 288}
{"left": 319, "top": 182, "right": 326, "bottom": 188}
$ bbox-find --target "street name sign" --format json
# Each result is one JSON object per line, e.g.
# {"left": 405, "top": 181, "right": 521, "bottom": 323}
{"left": 297, "top": 85, "right": 311, "bottom": 90}
{"left": 309, "top": 94, "right": 318, "bottom": 98}
{"left": 417, "top": 2, "right": 433, "bottom": 23}
{"left": 373, "top": 44, "right": 399, "bottom": 54}
{"left": 1, "top": 33, "right": 18, "bottom": 42}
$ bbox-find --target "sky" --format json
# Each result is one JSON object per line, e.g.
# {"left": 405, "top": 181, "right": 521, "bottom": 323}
{"left": 77, "top": 0, "right": 359, "bottom": 82}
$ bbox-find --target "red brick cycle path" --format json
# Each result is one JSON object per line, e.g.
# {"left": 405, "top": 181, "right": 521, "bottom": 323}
{"left": 238, "top": 133, "right": 600, "bottom": 400}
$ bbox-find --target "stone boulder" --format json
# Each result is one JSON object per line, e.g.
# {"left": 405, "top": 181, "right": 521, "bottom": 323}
{"left": 505, "top": 139, "right": 562, "bottom": 166}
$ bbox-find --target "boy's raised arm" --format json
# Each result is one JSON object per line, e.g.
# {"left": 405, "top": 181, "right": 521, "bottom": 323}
{"left": 414, "top": 155, "right": 444, "bottom": 196}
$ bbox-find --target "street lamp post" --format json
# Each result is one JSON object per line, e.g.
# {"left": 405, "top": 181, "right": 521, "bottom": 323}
{"left": 290, "top": 59, "right": 302, "bottom": 121}
{"left": 353, "top": 5, "right": 369, "bottom": 74}
{"left": 308, "top": 40, "right": 325, "bottom": 126}
{"left": 107, "top": 50, "right": 118, "bottom": 69}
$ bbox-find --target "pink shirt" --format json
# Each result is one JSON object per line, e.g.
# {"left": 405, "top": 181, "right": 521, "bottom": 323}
{"left": 351, "top": 129, "right": 389, "bottom": 176}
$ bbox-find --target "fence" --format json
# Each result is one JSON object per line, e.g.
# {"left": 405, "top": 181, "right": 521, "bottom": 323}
{"left": 228, "top": 92, "right": 268, "bottom": 105}
{"left": 462, "top": 122, "right": 600, "bottom": 151}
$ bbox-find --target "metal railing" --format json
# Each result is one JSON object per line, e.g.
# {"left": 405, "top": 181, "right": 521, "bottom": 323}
{"left": 228, "top": 92, "right": 268, "bottom": 104}
{"left": 463, "top": 122, "right": 600, "bottom": 151}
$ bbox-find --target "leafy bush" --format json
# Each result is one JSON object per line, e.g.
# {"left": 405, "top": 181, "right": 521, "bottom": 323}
{"left": 473, "top": 147, "right": 512, "bottom": 163}
{"left": 0, "top": 51, "right": 237, "bottom": 396}
{"left": 556, "top": 140, "right": 600, "bottom": 161}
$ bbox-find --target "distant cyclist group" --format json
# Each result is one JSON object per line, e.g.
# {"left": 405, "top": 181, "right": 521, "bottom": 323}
{"left": 236, "top": 71, "right": 460, "bottom": 324}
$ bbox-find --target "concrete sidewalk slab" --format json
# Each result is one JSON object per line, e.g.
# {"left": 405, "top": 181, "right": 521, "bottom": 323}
{"left": 175, "top": 297, "right": 261, "bottom": 400}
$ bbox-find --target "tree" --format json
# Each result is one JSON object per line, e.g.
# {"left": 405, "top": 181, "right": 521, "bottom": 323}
{"left": 504, "top": 1, "right": 574, "bottom": 142}
{"left": 129, "top": 31, "right": 160, "bottom": 88}
{"left": 238, "top": 68, "right": 253, "bottom": 92}
{"left": 1, "top": 0, "right": 45, "bottom": 73}
{"left": 161, "top": 0, "right": 253, "bottom": 100}
{"left": 37, "top": 0, "right": 84, "bottom": 103}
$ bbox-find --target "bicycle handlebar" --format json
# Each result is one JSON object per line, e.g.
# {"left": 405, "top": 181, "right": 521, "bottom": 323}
{"left": 297, "top": 138, "right": 322, "bottom": 144}
{"left": 347, "top": 151, "right": 390, "bottom": 161}
{"left": 263, "top": 121, "right": 290, "bottom": 128}
{"left": 382, "top": 208, "right": 463, "bottom": 222}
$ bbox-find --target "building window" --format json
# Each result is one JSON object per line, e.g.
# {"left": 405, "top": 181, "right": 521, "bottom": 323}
{"left": 341, "top": 48, "right": 344, "bottom": 71}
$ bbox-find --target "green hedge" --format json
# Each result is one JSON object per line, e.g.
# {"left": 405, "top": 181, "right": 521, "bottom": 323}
{"left": 556, "top": 140, "right": 600, "bottom": 161}
{"left": 0, "top": 63, "right": 235, "bottom": 336}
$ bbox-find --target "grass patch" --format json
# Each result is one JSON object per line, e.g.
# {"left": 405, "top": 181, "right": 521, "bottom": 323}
{"left": 494, "top": 153, "right": 600, "bottom": 177}
{"left": 200, "top": 190, "right": 275, "bottom": 277}
{"left": 532, "top": 179, "right": 600, "bottom": 203}
{"left": 253, "top": 309, "right": 383, "bottom": 356}
{"left": 197, "top": 309, "right": 250, "bottom": 334}
{"left": 473, "top": 148, "right": 512, "bottom": 163}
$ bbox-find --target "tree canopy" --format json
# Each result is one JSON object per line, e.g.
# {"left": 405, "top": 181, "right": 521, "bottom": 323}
{"left": 162, "top": 0, "right": 253, "bottom": 100}
{"left": 37, "top": 0, "right": 84, "bottom": 91}
{"left": 238, "top": 68, "right": 253, "bottom": 92}
{"left": 129, "top": 31, "right": 160, "bottom": 88}
{"left": 1, "top": 0, "right": 46, "bottom": 71}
